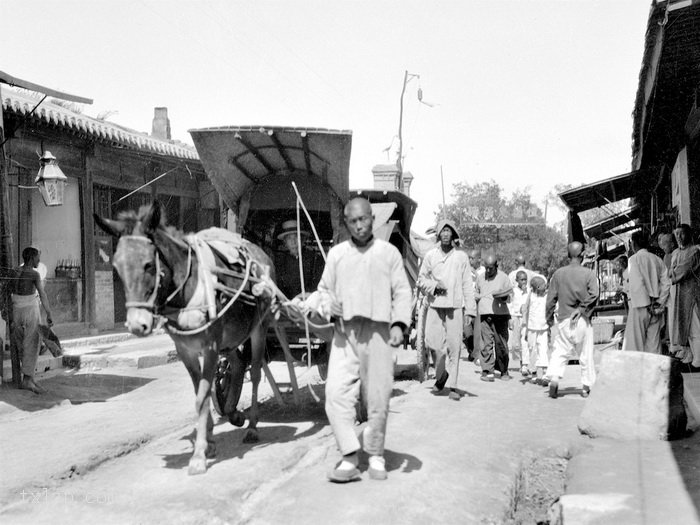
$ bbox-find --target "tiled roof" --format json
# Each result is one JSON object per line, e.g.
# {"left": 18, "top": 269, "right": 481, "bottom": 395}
{"left": 1, "top": 87, "right": 199, "bottom": 160}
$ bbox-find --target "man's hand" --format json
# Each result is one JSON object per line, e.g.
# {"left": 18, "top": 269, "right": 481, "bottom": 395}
{"left": 46, "top": 313, "right": 53, "bottom": 327}
{"left": 569, "top": 308, "right": 581, "bottom": 330}
{"left": 464, "top": 314, "right": 474, "bottom": 327}
{"left": 389, "top": 326, "right": 404, "bottom": 347}
{"left": 329, "top": 300, "right": 343, "bottom": 318}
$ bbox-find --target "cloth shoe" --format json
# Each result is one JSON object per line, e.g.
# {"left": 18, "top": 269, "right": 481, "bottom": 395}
{"left": 581, "top": 385, "right": 591, "bottom": 398}
{"left": 520, "top": 366, "right": 531, "bottom": 377}
{"left": 480, "top": 372, "right": 495, "bottom": 382}
{"left": 434, "top": 370, "right": 449, "bottom": 391}
{"left": 368, "top": 455, "right": 387, "bottom": 481}
{"left": 448, "top": 389, "right": 461, "bottom": 401}
{"left": 500, "top": 373, "right": 512, "bottom": 381}
{"left": 548, "top": 380, "right": 559, "bottom": 399}
{"left": 327, "top": 459, "right": 361, "bottom": 483}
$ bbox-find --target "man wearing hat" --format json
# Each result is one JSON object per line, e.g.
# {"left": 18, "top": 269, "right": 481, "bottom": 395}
{"left": 417, "top": 219, "right": 476, "bottom": 400}
{"left": 274, "top": 219, "right": 323, "bottom": 299}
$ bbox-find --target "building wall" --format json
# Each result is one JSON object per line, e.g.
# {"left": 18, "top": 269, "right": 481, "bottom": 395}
{"left": 31, "top": 175, "right": 82, "bottom": 279}
{"left": 3, "top": 114, "right": 214, "bottom": 333}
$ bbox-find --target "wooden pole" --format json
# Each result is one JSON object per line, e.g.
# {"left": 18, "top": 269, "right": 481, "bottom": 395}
{"left": 0, "top": 84, "right": 18, "bottom": 385}
{"left": 397, "top": 70, "right": 408, "bottom": 192}
{"left": 440, "top": 165, "right": 447, "bottom": 218}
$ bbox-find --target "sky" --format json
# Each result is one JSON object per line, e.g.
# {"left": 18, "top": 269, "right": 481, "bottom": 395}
{"left": 1, "top": 0, "right": 651, "bottom": 233}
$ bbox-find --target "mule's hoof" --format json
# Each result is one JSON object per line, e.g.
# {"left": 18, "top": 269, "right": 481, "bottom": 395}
{"left": 243, "top": 430, "right": 259, "bottom": 443}
{"left": 229, "top": 411, "right": 246, "bottom": 427}
{"left": 187, "top": 457, "right": 207, "bottom": 475}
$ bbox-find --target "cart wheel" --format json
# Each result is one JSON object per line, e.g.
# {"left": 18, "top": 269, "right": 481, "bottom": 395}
{"left": 211, "top": 356, "right": 232, "bottom": 417}
{"left": 415, "top": 299, "right": 430, "bottom": 383}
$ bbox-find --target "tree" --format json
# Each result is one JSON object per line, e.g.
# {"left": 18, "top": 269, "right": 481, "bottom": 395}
{"left": 439, "top": 181, "right": 568, "bottom": 279}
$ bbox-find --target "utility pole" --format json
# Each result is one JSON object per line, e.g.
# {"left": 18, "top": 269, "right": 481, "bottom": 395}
{"left": 396, "top": 70, "right": 408, "bottom": 193}
{"left": 440, "top": 165, "right": 447, "bottom": 218}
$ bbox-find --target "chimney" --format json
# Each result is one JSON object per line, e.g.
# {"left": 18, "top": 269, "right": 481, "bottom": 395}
{"left": 151, "top": 107, "right": 171, "bottom": 140}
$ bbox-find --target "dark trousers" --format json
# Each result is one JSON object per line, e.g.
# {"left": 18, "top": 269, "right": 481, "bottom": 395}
{"left": 479, "top": 315, "right": 510, "bottom": 375}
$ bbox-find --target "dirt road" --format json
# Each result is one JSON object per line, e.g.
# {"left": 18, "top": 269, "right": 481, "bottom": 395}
{"left": 1, "top": 356, "right": 590, "bottom": 525}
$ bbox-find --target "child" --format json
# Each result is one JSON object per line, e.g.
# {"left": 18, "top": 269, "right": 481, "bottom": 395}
{"left": 509, "top": 270, "right": 528, "bottom": 369}
{"left": 520, "top": 275, "right": 549, "bottom": 383}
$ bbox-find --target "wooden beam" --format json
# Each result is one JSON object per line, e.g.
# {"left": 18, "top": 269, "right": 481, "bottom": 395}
{"left": 270, "top": 133, "right": 294, "bottom": 171}
{"left": 0, "top": 70, "right": 92, "bottom": 104}
{"left": 227, "top": 156, "right": 257, "bottom": 183}
{"left": 302, "top": 134, "right": 312, "bottom": 176}
{"left": 82, "top": 155, "right": 97, "bottom": 330}
{"left": 236, "top": 136, "right": 275, "bottom": 174}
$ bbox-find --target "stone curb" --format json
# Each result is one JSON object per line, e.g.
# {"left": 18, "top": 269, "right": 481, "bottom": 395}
{"left": 63, "top": 348, "right": 180, "bottom": 370}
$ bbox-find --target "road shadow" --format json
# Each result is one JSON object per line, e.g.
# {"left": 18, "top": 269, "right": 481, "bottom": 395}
{"left": 357, "top": 448, "right": 422, "bottom": 474}
{"left": 549, "top": 386, "right": 585, "bottom": 398}
{"left": 0, "top": 370, "right": 154, "bottom": 412}
{"left": 160, "top": 420, "right": 326, "bottom": 471}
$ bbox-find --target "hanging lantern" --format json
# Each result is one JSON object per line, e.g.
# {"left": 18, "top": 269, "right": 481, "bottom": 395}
{"left": 35, "top": 151, "right": 67, "bottom": 206}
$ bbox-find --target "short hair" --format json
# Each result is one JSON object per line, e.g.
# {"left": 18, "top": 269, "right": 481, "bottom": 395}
{"left": 344, "top": 197, "right": 372, "bottom": 217}
{"left": 22, "top": 247, "right": 39, "bottom": 264}
{"left": 516, "top": 270, "right": 527, "bottom": 280}
{"left": 630, "top": 231, "right": 648, "bottom": 250}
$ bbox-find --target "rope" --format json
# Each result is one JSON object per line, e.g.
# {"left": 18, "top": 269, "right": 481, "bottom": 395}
{"left": 164, "top": 256, "right": 253, "bottom": 336}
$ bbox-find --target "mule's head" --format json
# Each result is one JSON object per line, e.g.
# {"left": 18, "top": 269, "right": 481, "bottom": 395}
{"left": 94, "top": 202, "right": 166, "bottom": 337}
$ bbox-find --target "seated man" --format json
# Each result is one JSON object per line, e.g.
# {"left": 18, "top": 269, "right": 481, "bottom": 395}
{"left": 274, "top": 220, "right": 324, "bottom": 299}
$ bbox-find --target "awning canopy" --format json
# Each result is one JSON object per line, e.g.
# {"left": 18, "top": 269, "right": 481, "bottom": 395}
{"left": 584, "top": 206, "right": 640, "bottom": 239}
{"left": 558, "top": 169, "right": 656, "bottom": 213}
{"left": 189, "top": 126, "right": 352, "bottom": 210}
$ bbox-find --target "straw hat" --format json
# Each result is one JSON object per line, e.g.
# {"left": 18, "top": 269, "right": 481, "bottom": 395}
{"left": 277, "top": 220, "right": 310, "bottom": 240}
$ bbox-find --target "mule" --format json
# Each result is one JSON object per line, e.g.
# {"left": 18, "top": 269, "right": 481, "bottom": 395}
{"left": 95, "top": 201, "right": 274, "bottom": 475}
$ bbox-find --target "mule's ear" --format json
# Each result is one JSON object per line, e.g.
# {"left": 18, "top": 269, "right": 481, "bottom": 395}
{"left": 94, "top": 214, "right": 125, "bottom": 237}
{"left": 142, "top": 201, "right": 163, "bottom": 235}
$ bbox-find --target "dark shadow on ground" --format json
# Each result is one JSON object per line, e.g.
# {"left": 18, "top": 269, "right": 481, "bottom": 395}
{"left": 671, "top": 429, "right": 700, "bottom": 515}
{"left": 159, "top": 424, "right": 313, "bottom": 471}
{"left": 357, "top": 448, "right": 422, "bottom": 474}
{"left": 550, "top": 386, "right": 585, "bottom": 398}
{"left": 0, "top": 370, "right": 154, "bottom": 412}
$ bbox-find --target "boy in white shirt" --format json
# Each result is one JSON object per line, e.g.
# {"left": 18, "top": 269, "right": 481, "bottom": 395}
{"left": 521, "top": 275, "right": 549, "bottom": 383}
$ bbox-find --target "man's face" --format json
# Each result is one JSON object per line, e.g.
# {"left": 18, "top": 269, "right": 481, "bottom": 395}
{"left": 675, "top": 228, "right": 689, "bottom": 246}
{"left": 658, "top": 235, "right": 673, "bottom": 254}
{"left": 439, "top": 226, "right": 453, "bottom": 246}
{"left": 283, "top": 234, "right": 299, "bottom": 255}
{"left": 470, "top": 254, "right": 480, "bottom": 269}
{"left": 516, "top": 274, "right": 527, "bottom": 290}
{"left": 345, "top": 203, "right": 373, "bottom": 243}
{"left": 485, "top": 260, "right": 497, "bottom": 278}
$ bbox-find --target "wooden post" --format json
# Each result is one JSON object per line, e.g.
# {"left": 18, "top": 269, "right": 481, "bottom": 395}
{"left": 0, "top": 85, "right": 18, "bottom": 385}
{"left": 82, "top": 153, "right": 96, "bottom": 331}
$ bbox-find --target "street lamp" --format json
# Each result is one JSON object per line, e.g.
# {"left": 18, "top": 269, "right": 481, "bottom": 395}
{"left": 35, "top": 151, "right": 67, "bottom": 206}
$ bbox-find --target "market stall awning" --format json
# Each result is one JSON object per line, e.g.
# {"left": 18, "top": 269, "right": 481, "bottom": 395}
{"left": 558, "top": 169, "right": 656, "bottom": 213}
{"left": 583, "top": 206, "right": 640, "bottom": 239}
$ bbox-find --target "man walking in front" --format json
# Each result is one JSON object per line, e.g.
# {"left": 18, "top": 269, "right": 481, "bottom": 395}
{"left": 12, "top": 247, "right": 53, "bottom": 393}
{"left": 545, "top": 242, "right": 599, "bottom": 398}
{"left": 316, "top": 197, "right": 412, "bottom": 483}
{"left": 622, "top": 232, "right": 670, "bottom": 353}
{"left": 417, "top": 220, "right": 476, "bottom": 400}
{"left": 476, "top": 254, "right": 513, "bottom": 381}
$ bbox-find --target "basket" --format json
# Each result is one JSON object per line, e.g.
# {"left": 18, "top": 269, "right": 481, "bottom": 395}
{"left": 592, "top": 318, "right": 614, "bottom": 344}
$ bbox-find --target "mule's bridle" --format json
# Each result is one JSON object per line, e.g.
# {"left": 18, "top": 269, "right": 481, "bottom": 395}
{"left": 123, "top": 236, "right": 165, "bottom": 311}
{"left": 122, "top": 235, "right": 193, "bottom": 313}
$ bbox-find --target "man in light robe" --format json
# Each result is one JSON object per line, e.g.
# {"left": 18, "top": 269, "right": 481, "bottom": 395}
{"left": 418, "top": 220, "right": 476, "bottom": 399}
{"left": 669, "top": 224, "right": 700, "bottom": 365}
{"left": 622, "top": 232, "right": 670, "bottom": 353}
